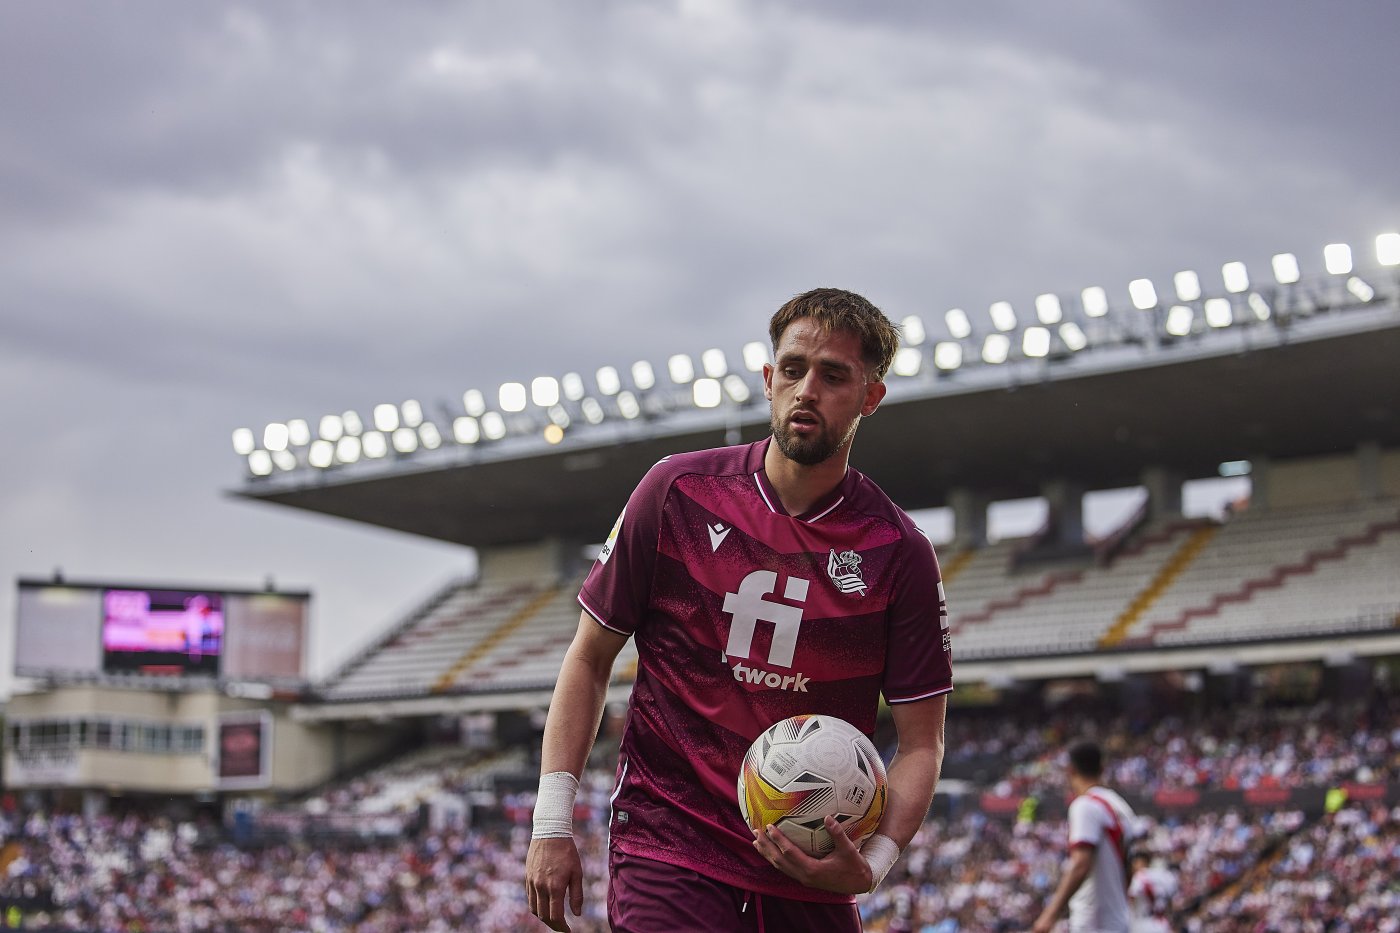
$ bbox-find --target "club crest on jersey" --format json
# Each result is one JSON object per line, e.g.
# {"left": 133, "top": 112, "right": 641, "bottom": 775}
{"left": 826, "top": 548, "right": 867, "bottom": 596}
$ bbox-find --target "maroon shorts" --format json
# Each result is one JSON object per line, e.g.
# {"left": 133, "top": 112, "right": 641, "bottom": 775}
{"left": 607, "top": 849, "right": 863, "bottom": 933}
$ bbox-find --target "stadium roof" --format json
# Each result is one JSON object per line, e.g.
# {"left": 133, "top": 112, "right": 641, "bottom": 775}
{"left": 234, "top": 304, "right": 1400, "bottom": 549}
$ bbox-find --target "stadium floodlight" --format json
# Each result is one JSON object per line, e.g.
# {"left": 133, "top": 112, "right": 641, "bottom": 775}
{"left": 701, "top": 348, "right": 728, "bottom": 378}
{"left": 400, "top": 401, "right": 422, "bottom": 428}
{"left": 1271, "top": 253, "right": 1301, "bottom": 285}
{"left": 318, "top": 415, "right": 344, "bottom": 443}
{"left": 342, "top": 411, "right": 364, "bottom": 436}
{"left": 543, "top": 424, "right": 564, "bottom": 445}
{"left": 1377, "top": 232, "right": 1400, "bottom": 266}
{"left": 463, "top": 389, "right": 487, "bottom": 417}
{"left": 391, "top": 428, "right": 418, "bottom": 454}
{"left": 595, "top": 366, "right": 621, "bottom": 396}
{"left": 232, "top": 428, "right": 255, "bottom": 456}
{"left": 1347, "top": 276, "right": 1376, "bottom": 302}
{"left": 1128, "top": 278, "right": 1158, "bottom": 310}
{"left": 249, "top": 450, "right": 273, "bottom": 476}
{"left": 481, "top": 411, "right": 507, "bottom": 440}
{"left": 1218, "top": 459, "right": 1251, "bottom": 477}
{"left": 933, "top": 341, "right": 962, "bottom": 371}
{"left": 272, "top": 449, "right": 297, "bottom": 471}
{"left": 1173, "top": 271, "right": 1202, "bottom": 303}
{"left": 1165, "top": 305, "right": 1194, "bottom": 337}
{"left": 1204, "top": 297, "right": 1233, "bottom": 328}
{"left": 580, "top": 397, "right": 605, "bottom": 424}
{"left": 373, "top": 404, "right": 399, "bottom": 432}
{"left": 631, "top": 361, "right": 656, "bottom": 391}
{"left": 1323, "top": 242, "right": 1353, "bottom": 275}
{"left": 263, "top": 422, "right": 290, "bottom": 452}
{"left": 498, "top": 382, "right": 526, "bottom": 413}
{"left": 561, "top": 372, "right": 585, "bottom": 401}
{"left": 335, "top": 435, "right": 362, "bottom": 463}
{"left": 617, "top": 391, "right": 641, "bottom": 420}
{"left": 892, "top": 346, "right": 922, "bottom": 377}
{"left": 453, "top": 416, "right": 480, "bottom": 444}
{"left": 989, "top": 301, "right": 1017, "bottom": 332}
{"left": 362, "top": 431, "right": 388, "bottom": 458}
{"left": 1059, "top": 322, "right": 1088, "bottom": 352}
{"left": 723, "top": 374, "right": 751, "bottom": 402}
{"left": 1034, "top": 294, "right": 1062, "bottom": 325}
{"left": 1022, "top": 327, "right": 1050, "bottom": 358}
{"left": 548, "top": 405, "right": 570, "bottom": 427}
{"left": 945, "top": 309, "right": 972, "bottom": 339}
{"left": 1081, "top": 286, "right": 1109, "bottom": 318}
{"left": 693, "top": 378, "right": 722, "bottom": 408}
{"left": 900, "top": 315, "right": 926, "bottom": 345}
{"left": 287, "top": 419, "right": 311, "bottom": 446}
{"left": 742, "top": 341, "right": 769, "bottom": 372}
{"left": 308, "top": 440, "right": 335, "bottom": 469}
{"left": 1248, "top": 293, "right": 1271, "bottom": 321}
{"left": 981, "top": 333, "right": 1010, "bottom": 364}
{"left": 418, "top": 422, "right": 442, "bottom": 450}
{"left": 1222, "top": 261, "right": 1249, "bottom": 294}
{"left": 668, "top": 354, "right": 695, "bottom": 384}
{"left": 531, "top": 376, "right": 560, "bottom": 408}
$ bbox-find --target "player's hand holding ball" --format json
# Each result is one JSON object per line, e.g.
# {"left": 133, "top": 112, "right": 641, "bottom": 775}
{"left": 739, "top": 714, "right": 890, "bottom": 895}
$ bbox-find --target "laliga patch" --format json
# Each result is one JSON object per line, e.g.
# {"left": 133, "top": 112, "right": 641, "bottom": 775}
{"left": 598, "top": 507, "right": 625, "bottom": 565}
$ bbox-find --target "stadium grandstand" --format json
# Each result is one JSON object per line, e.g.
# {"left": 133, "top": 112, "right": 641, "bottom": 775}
{"left": 4, "top": 236, "right": 1399, "bottom": 931}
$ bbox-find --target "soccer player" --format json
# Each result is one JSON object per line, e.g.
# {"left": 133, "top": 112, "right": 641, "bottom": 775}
{"left": 525, "top": 288, "right": 952, "bottom": 932}
{"left": 1033, "top": 741, "right": 1138, "bottom": 933}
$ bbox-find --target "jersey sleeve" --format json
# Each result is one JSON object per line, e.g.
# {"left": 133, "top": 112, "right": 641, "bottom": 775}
{"left": 577, "top": 459, "right": 674, "bottom": 636}
{"left": 881, "top": 527, "right": 954, "bottom": 704}
{"left": 1067, "top": 796, "right": 1104, "bottom": 850}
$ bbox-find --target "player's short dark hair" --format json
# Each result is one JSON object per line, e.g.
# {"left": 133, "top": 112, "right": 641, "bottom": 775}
{"left": 769, "top": 288, "right": 900, "bottom": 382}
{"left": 1068, "top": 741, "right": 1104, "bottom": 779}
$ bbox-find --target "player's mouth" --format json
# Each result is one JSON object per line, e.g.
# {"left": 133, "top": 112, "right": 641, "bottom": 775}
{"left": 789, "top": 409, "right": 820, "bottom": 433}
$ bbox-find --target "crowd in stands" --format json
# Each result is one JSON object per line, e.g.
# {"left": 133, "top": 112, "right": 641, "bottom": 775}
{"left": 1, "top": 697, "right": 1395, "bottom": 931}
{"left": 0, "top": 807, "right": 610, "bottom": 933}
{"left": 859, "top": 807, "right": 1306, "bottom": 931}
{"left": 1192, "top": 803, "right": 1399, "bottom": 933}
{"left": 945, "top": 695, "right": 1398, "bottom": 797}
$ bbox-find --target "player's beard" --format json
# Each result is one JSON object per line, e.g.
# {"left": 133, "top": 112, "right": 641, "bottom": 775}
{"left": 770, "top": 408, "right": 860, "bottom": 466}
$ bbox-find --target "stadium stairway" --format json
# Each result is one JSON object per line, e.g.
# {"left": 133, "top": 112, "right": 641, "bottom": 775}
{"left": 433, "top": 584, "right": 569, "bottom": 692}
{"left": 321, "top": 581, "right": 539, "bottom": 699}
{"left": 1124, "top": 499, "right": 1400, "bottom": 646}
{"left": 938, "top": 548, "right": 977, "bottom": 586}
{"left": 949, "top": 517, "right": 1202, "bottom": 657}
{"left": 1099, "top": 523, "right": 1219, "bottom": 648}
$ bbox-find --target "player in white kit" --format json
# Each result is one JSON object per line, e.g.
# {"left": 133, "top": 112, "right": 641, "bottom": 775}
{"left": 1033, "top": 741, "right": 1137, "bottom": 933}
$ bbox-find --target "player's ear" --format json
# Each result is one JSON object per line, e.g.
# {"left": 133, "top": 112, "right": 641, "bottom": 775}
{"left": 762, "top": 363, "right": 774, "bottom": 401}
{"left": 860, "top": 379, "right": 886, "bottom": 417}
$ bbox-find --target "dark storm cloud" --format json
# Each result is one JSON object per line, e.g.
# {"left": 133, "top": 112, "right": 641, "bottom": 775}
{"left": 1, "top": 0, "right": 1397, "bottom": 690}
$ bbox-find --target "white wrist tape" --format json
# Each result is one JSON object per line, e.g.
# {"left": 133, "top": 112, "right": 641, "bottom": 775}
{"left": 861, "top": 833, "right": 901, "bottom": 892}
{"left": 532, "top": 771, "right": 580, "bottom": 839}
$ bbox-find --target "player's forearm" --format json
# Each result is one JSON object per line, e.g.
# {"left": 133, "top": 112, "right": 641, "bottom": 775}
{"left": 539, "top": 643, "right": 614, "bottom": 777}
{"left": 1039, "top": 852, "right": 1093, "bottom": 923}
{"left": 877, "top": 736, "right": 944, "bottom": 849}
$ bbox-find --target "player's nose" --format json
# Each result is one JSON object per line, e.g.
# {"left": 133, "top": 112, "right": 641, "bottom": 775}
{"left": 794, "top": 370, "right": 822, "bottom": 402}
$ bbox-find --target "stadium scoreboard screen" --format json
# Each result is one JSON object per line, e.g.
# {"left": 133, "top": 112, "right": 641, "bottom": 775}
{"left": 14, "top": 579, "right": 309, "bottom": 683}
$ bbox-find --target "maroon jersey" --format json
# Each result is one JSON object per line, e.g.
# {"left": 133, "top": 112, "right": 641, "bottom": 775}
{"left": 579, "top": 439, "right": 952, "bottom": 903}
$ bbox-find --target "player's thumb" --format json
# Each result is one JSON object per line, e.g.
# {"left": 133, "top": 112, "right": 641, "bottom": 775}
{"left": 570, "top": 874, "right": 584, "bottom": 916}
{"left": 825, "top": 815, "right": 858, "bottom": 853}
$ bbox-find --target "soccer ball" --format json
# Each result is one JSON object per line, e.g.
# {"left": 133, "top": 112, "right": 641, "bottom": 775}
{"left": 737, "top": 714, "right": 887, "bottom": 857}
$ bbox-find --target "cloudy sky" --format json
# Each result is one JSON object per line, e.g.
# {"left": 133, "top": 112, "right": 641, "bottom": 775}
{"left": 2, "top": 1, "right": 1397, "bottom": 694}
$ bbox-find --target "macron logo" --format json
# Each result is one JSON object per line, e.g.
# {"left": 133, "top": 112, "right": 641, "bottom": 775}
{"left": 707, "top": 522, "right": 732, "bottom": 553}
